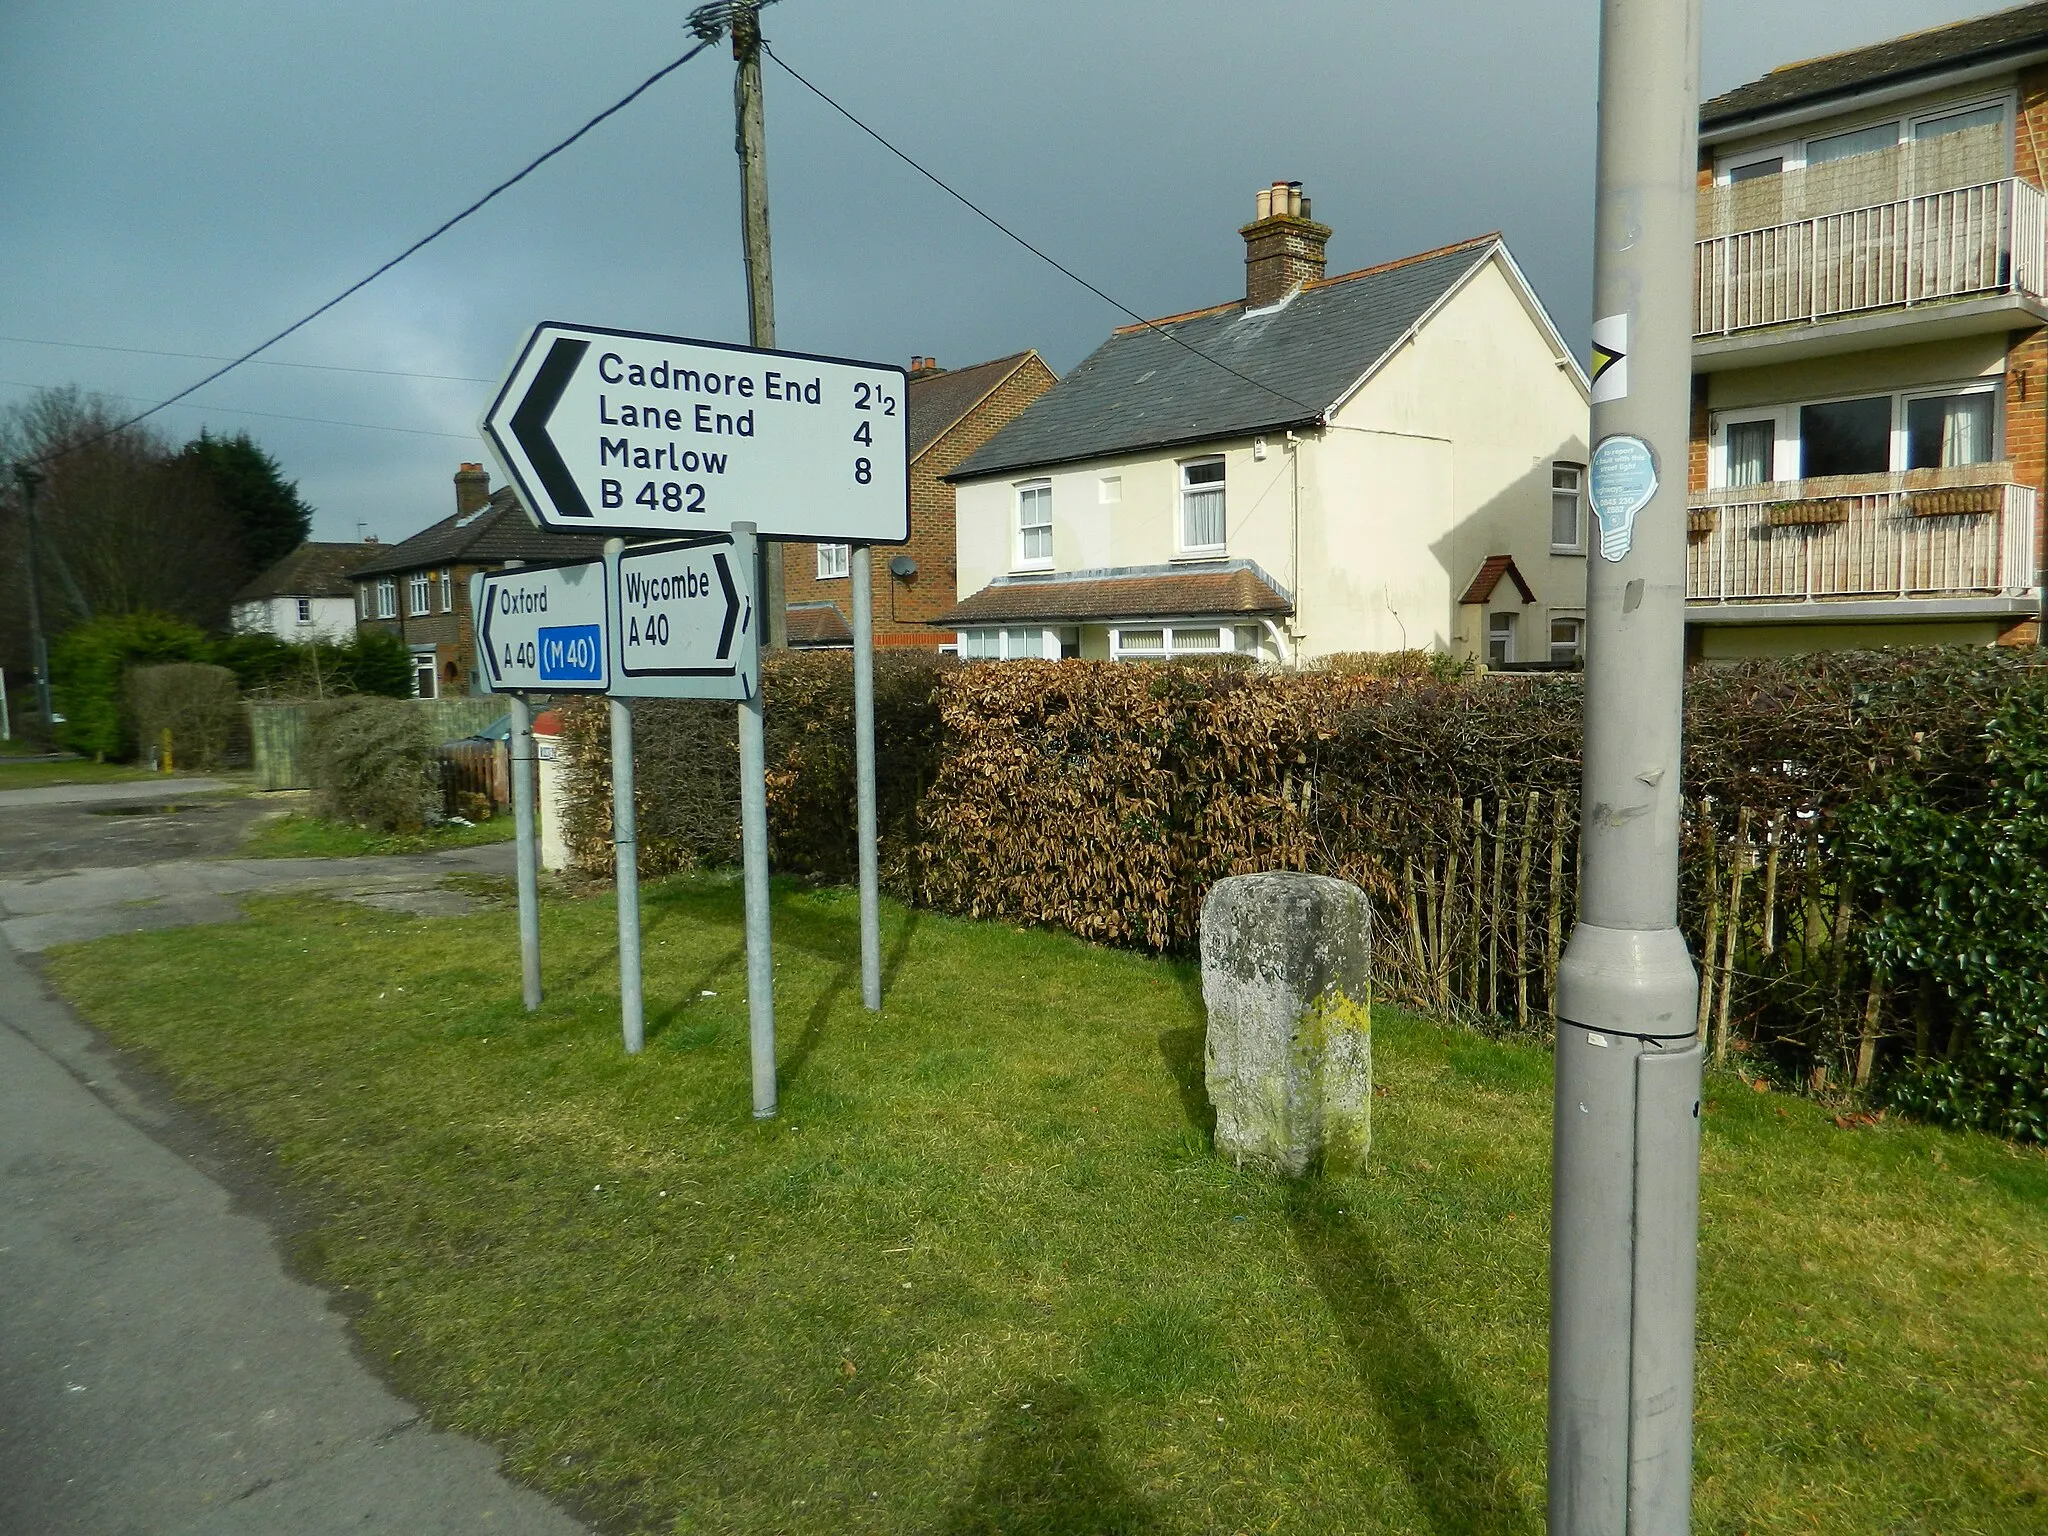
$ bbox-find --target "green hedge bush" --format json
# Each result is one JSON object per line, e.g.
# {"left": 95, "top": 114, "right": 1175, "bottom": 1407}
{"left": 1846, "top": 692, "right": 2048, "bottom": 1141}
{"left": 50, "top": 612, "right": 212, "bottom": 758}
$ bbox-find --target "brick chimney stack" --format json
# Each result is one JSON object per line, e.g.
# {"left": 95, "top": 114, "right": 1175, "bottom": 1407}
{"left": 1239, "top": 180, "right": 1331, "bottom": 308}
{"left": 454, "top": 462, "right": 490, "bottom": 517}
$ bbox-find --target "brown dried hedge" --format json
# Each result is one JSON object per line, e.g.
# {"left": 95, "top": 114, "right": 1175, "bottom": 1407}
{"left": 555, "top": 649, "right": 949, "bottom": 881}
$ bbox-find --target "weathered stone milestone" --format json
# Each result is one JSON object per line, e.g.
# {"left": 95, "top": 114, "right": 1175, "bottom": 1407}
{"left": 1201, "top": 872, "right": 1373, "bottom": 1177}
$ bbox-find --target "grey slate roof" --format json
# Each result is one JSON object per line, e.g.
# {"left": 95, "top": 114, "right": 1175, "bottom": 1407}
{"left": 949, "top": 235, "right": 1500, "bottom": 482}
{"left": 1702, "top": 2, "right": 2048, "bottom": 129}
{"left": 233, "top": 541, "right": 378, "bottom": 602}
{"left": 350, "top": 486, "right": 607, "bottom": 579}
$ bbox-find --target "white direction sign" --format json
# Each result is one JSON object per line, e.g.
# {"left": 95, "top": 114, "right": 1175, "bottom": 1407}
{"left": 482, "top": 323, "right": 909, "bottom": 541}
{"left": 609, "top": 535, "right": 759, "bottom": 701}
{"left": 472, "top": 560, "right": 610, "bottom": 694}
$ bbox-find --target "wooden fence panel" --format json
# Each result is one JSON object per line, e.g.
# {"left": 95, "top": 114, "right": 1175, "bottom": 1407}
{"left": 247, "top": 697, "right": 508, "bottom": 791}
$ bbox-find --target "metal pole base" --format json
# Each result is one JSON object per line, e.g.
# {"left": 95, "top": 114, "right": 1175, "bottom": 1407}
{"left": 1550, "top": 923, "right": 1700, "bottom": 1536}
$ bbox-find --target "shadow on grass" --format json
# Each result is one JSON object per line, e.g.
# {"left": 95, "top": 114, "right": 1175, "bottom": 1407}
{"left": 1285, "top": 1186, "right": 1535, "bottom": 1536}
{"left": 1156, "top": 1026, "right": 1215, "bottom": 1143}
{"left": 937, "top": 1381, "right": 1168, "bottom": 1536}
{"left": 644, "top": 941, "right": 745, "bottom": 1046}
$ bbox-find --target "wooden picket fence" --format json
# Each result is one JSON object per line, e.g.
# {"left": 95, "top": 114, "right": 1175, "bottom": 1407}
{"left": 1371, "top": 792, "right": 1880, "bottom": 1087}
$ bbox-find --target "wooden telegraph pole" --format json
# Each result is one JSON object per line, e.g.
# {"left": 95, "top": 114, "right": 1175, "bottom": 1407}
{"left": 727, "top": 1, "right": 784, "bottom": 648}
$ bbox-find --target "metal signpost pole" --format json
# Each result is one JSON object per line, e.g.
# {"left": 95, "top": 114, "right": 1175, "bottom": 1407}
{"left": 606, "top": 533, "right": 647, "bottom": 1056}
{"left": 732, "top": 522, "right": 777, "bottom": 1116}
{"left": 508, "top": 692, "right": 544, "bottom": 1011}
{"left": 850, "top": 544, "right": 881, "bottom": 1011}
{"left": 611, "top": 690, "right": 646, "bottom": 1055}
{"left": 1549, "top": 1, "right": 1704, "bottom": 1533}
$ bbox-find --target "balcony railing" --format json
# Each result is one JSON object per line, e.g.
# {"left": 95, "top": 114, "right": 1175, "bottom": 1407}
{"left": 1694, "top": 177, "right": 2047, "bottom": 337}
{"left": 1687, "top": 468, "right": 2037, "bottom": 604}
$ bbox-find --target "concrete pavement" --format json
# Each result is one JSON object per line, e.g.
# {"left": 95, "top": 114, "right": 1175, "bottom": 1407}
{"left": 0, "top": 785, "right": 588, "bottom": 1534}
{"left": 0, "top": 844, "right": 517, "bottom": 952}
{"left": 0, "top": 777, "right": 234, "bottom": 811}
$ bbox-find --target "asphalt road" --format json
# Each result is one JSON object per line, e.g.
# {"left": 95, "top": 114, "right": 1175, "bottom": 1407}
{"left": 0, "top": 780, "right": 587, "bottom": 1534}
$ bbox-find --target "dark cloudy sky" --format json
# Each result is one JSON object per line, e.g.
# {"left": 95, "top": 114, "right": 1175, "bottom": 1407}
{"left": 0, "top": 1, "right": 2003, "bottom": 543}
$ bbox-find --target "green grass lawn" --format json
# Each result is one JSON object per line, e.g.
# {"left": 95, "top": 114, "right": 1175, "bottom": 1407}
{"left": 45, "top": 878, "right": 2048, "bottom": 1535}
{"left": 0, "top": 757, "right": 165, "bottom": 791}
{"left": 238, "top": 811, "right": 519, "bottom": 858}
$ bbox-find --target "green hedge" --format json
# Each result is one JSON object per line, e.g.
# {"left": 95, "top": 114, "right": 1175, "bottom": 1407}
{"left": 48, "top": 612, "right": 416, "bottom": 760}
{"left": 555, "top": 646, "right": 2048, "bottom": 1140}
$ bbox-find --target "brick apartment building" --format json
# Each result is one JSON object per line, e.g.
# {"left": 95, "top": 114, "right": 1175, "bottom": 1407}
{"left": 1688, "top": 2, "right": 2048, "bottom": 657}
{"left": 351, "top": 463, "right": 604, "bottom": 697}
{"left": 781, "top": 351, "right": 1056, "bottom": 648}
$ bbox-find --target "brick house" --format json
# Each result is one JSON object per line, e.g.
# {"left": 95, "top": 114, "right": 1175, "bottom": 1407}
{"left": 940, "top": 182, "right": 1591, "bottom": 667}
{"left": 350, "top": 463, "right": 604, "bottom": 697}
{"left": 781, "top": 351, "right": 1056, "bottom": 649}
{"left": 1689, "top": 2, "right": 2048, "bottom": 657}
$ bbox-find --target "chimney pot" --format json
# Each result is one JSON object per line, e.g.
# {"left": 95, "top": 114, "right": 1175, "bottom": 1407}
{"left": 1241, "top": 180, "right": 1331, "bottom": 307}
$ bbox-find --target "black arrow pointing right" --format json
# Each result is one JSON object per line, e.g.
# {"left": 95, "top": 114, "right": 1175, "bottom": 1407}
{"left": 714, "top": 552, "right": 739, "bottom": 659}
{"left": 511, "top": 336, "right": 593, "bottom": 521}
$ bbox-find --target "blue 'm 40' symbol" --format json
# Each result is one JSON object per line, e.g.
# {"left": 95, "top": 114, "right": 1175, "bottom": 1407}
{"left": 538, "top": 624, "right": 603, "bottom": 683}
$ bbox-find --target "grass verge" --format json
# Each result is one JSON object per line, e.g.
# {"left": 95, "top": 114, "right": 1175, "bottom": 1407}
{"left": 0, "top": 758, "right": 164, "bottom": 791}
{"left": 45, "top": 877, "right": 2048, "bottom": 1535}
{"left": 238, "top": 812, "right": 518, "bottom": 858}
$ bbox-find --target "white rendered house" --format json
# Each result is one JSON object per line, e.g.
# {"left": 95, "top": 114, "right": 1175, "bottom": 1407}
{"left": 942, "top": 184, "right": 1593, "bottom": 669}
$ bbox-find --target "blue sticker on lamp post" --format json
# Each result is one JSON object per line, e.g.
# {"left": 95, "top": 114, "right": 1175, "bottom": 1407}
{"left": 1588, "top": 434, "right": 1659, "bottom": 561}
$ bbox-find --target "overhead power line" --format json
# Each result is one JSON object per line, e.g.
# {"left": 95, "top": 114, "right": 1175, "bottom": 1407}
{"left": 0, "top": 334, "right": 495, "bottom": 385}
{"left": 761, "top": 41, "right": 1322, "bottom": 418}
{"left": 25, "top": 39, "right": 717, "bottom": 467}
{"left": 0, "top": 380, "right": 482, "bottom": 441}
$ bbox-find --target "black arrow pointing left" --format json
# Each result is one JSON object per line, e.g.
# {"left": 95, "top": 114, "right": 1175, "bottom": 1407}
{"left": 511, "top": 336, "right": 592, "bottom": 521}
{"left": 480, "top": 578, "right": 502, "bottom": 684}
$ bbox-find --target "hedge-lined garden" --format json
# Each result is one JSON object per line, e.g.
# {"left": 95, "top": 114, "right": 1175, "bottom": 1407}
{"left": 556, "top": 648, "right": 2048, "bottom": 1140}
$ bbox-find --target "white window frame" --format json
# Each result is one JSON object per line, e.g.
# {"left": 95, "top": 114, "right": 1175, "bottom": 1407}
{"left": 1714, "top": 94, "right": 2014, "bottom": 185}
{"left": 408, "top": 572, "right": 431, "bottom": 616}
{"left": 1177, "top": 456, "right": 1227, "bottom": 556}
{"left": 438, "top": 571, "right": 453, "bottom": 612}
{"left": 1487, "top": 611, "right": 1518, "bottom": 668}
{"left": 958, "top": 626, "right": 1058, "bottom": 661}
{"left": 1107, "top": 620, "right": 1259, "bottom": 661}
{"left": 410, "top": 647, "right": 438, "bottom": 700}
{"left": 1710, "top": 379, "right": 2002, "bottom": 489}
{"left": 816, "top": 543, "right": 850, "bottom": 579}
{"left": 1549, "top": 613, "right": 1585, "bottom": 668}
{"left": 1550, "top": 462, "right": 1585, "bottom": 554}
{"left": 295, "top": 597, "right": 313, "bottom": 624}
{"left": 358, "top": 585, "right": 372, "bottom": 619}
{"left": 1015, "top": 480, "right": 1052, "bottom": 571}
{"left": 376, "top": 578, "right": 397, "bottom": 620}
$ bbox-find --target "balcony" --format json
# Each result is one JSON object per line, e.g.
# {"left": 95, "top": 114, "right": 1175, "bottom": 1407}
{"left": 1694, "top": 177, "right": 2048, "bottom": 363}
{"left": 1687, "top": 466, "right": 2037, "bottom": 609}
